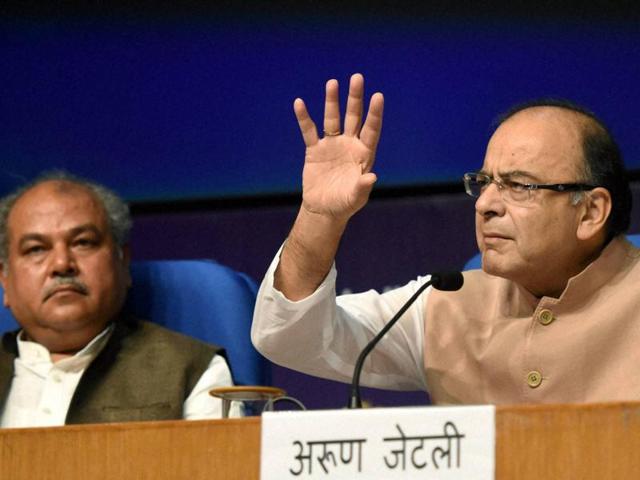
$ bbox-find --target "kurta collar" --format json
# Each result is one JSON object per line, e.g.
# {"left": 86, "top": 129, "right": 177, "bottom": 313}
{"left": 519, "top": 236, "right": 640, "bottom": 311}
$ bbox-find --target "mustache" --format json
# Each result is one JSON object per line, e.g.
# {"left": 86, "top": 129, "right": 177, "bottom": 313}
{"left": 42, "top": 276, "right": 89, "bottom": 301}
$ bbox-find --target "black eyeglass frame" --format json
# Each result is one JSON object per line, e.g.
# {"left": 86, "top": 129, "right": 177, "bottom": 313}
{"left": 463, "top": 172, "right": 599, "bottom": 198}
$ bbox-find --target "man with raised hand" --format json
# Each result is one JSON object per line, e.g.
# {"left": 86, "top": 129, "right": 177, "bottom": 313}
{"left": 252, "top": 73, "right": 639, "bottom": 404}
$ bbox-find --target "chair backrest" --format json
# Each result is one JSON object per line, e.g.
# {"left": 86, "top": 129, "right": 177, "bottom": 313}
{"left": 463, "top": 252, "right": 482, "bottom": 271}
{"left": 463, "top": 234, "right": 640, "bottom": 271}
{"left": 627, "top": 234, "right": 640, "bottom": 247}
{"left": 0, "top": 260, "right": 268, "bottom": 386}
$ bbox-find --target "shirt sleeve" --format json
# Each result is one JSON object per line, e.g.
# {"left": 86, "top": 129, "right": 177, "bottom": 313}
{"left": 182, "top": 354, "right": 243, "bottom": 419}
{"left": 251, "top": 246, "right": 429, "bottom": 391}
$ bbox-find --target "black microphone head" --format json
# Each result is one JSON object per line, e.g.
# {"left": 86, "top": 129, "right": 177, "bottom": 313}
{"left": 431, "top": 271, "right": 464, "bottom": 291}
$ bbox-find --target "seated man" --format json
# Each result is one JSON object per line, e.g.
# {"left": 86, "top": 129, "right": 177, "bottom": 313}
{"left": 0, "top": 172, "right": 238, "bottom": 427}
{"left": 252, "top": 73, "right": 638, "bottom": 404}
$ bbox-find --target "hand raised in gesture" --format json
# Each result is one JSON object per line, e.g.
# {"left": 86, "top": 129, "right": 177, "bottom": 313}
{"left": 294, "top": 73, "right": 384, "bottom": 221}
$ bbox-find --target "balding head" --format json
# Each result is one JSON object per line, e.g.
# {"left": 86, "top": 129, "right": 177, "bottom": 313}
{"left": 475, "top": 103, "right": 617, "bottom": 297}
{"left": 495, "top": 100, "right": 631, "bottom": 241}
{"left": 0, "top": 171, "right": 131, "bottom": 269}
{"left": 0, "top": 174, "right": 132, "bottom": 354}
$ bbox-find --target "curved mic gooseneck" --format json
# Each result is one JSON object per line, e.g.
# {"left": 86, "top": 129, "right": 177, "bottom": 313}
{"left": 348, "top": 271, "right": 464, "bottom": 409}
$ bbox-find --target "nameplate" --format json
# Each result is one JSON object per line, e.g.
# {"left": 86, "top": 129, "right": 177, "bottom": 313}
{"left": 261, "top": 405, "right": 495, "bottom": 479}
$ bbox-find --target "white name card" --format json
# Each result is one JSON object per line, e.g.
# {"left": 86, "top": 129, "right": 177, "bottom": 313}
{"left": 261, "top": 405, "right": 495, "bottom": 479}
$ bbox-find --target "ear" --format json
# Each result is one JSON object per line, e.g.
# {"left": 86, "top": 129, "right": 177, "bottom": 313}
{"left": 0, "top": 262, "right": 9, "bottom": 308}
{"left": 576, "top": 187, "right": 612, "bottom": 241}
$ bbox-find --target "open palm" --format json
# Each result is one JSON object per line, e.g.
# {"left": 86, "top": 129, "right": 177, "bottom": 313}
{"left": 295, "top": 74, "right": 384, "bottom": 220}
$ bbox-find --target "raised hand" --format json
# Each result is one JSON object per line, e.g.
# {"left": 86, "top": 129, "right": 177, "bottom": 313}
{"left": 294, "top": 73, "right": 384, "bottom": 221}
{"left": 274, "top": 74, "right": 384, "bottom": 299}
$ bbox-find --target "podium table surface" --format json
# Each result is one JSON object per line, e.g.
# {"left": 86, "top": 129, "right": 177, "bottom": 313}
{"left": 0, "top": 401, "right": 638, "bottom": 479}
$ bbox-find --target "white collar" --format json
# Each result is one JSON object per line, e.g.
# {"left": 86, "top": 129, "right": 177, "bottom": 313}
{"left": 16, "top": 323, "right": 115, "bottom": 373}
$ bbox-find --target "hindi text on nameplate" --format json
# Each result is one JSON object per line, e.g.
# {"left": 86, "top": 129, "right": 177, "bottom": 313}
{"left": 261, "top": 405, "right": 495, "bottom": 479}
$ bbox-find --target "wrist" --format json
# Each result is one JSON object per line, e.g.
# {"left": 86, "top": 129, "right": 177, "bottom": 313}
{"left": 299, "top": 203, "right": 351, "bottom": 232}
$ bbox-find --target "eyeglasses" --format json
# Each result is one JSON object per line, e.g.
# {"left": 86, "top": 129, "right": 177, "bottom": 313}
{"left": 463, "top": 172, "right": 598, "bottom": 203}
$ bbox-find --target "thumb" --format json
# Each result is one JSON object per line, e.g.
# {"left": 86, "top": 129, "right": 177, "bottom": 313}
{"left": 359, "top": 172, "right": 377, "bottom": 190}
{"left": 352, "top": 173, "right": 377, "bottom": 206}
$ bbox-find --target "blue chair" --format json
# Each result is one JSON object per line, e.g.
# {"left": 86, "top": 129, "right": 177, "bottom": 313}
{"left": 0, "top": 260, "right": 268, "bottom": 386}
{"left": 463, "top": 252, "right": 482, "bottom": 271}
{"left": 464, "top": 234, "right": 640, "bottom": 271}
{"left": 628, "top": 234, "right": 640, "bottom": 247}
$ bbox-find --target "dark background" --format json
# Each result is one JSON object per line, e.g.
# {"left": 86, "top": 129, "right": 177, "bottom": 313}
{"left": 3, "top": 1, "right": 640, "bottom": 200}
{"left": 2, "top": 1, "right": 640, "bottom": 409}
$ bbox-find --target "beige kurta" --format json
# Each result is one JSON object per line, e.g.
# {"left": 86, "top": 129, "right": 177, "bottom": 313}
{"left": 252, "top": 237, "right": 640, "bottom": 405}
{"left": 425, "top": 236, "right": 640, "bottom": 404}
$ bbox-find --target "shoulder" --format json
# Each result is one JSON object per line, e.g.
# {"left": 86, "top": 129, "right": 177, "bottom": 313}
{"left": 117, "top": 319, "right": 221, "bottom": 362}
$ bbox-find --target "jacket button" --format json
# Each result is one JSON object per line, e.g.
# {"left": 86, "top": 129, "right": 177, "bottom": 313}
{"left": 527, "top": 371, "right": 543, "bottom": 388}
{"left": 538, "top": 309, "right": 555, "bottom": 325}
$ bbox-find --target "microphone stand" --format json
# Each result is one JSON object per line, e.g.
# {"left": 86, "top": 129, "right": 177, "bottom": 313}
{"left": 348, "top": 277, "right": 436, "bottom": 409}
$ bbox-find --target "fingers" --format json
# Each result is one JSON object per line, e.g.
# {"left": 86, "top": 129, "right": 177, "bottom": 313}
{"left": 323, "top": 79, "right": 341, "bottom": 136}
{"left": 343, "top": 73, "right": 364, "bottom": 137}
{"left": 296, "top": 75, "right": 383, "bottom": 149}
{"left": 359, "top": 92, "right": 384, "bottom": 152}
{"left": 294, "top": 98, "right": 319, "bottom": 147}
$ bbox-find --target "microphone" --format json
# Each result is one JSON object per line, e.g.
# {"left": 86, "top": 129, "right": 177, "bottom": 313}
{"left": 348, "top": 271, "right": 464, "bottom": 408}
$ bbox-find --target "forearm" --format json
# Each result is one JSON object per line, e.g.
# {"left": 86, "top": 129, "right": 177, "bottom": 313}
{"left": 274, "top": 74, "right": 382, "bottom": 300}
{"left": 274, "top": 206, "right": 349, "bottom": 300}
{"left": 253, "top": 257, "right": 429, "bottom": 391}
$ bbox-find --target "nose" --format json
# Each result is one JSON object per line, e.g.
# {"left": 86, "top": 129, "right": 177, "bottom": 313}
{"left": 475, "top": 182, "right": 506, "bottom": 218}
{"left": 50, "top": 244, "right": 78, "bottom": 277}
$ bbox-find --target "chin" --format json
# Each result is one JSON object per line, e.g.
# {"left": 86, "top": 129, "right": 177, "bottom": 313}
{"left": 483, "top": 257, "right": 532, "bottom": 288}
{"left": 39, "top": 308, "right": 96, "bottom": 331}
{"left": 481, "top": 253, "right": 513, "bottom": 279}
{"left": 39, "top": 318, "right": 92, "bottom": 333}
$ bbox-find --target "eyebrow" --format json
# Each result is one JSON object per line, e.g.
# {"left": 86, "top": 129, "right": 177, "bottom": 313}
{"left": 17, "top": 224, "right": 104, "bottom": 248}
{"left": 68, "top": 224, "right": 103, "bottom": 239}
{"left": 17, "top": 233, "right": 47, "bottom": 248}
{"left": 478, "top": 169, "right": 545, "bottom": 183}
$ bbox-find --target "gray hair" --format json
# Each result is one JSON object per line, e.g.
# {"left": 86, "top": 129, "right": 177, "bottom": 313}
{"left": 0, "top": 170, "right": 132, "bottom": 265}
